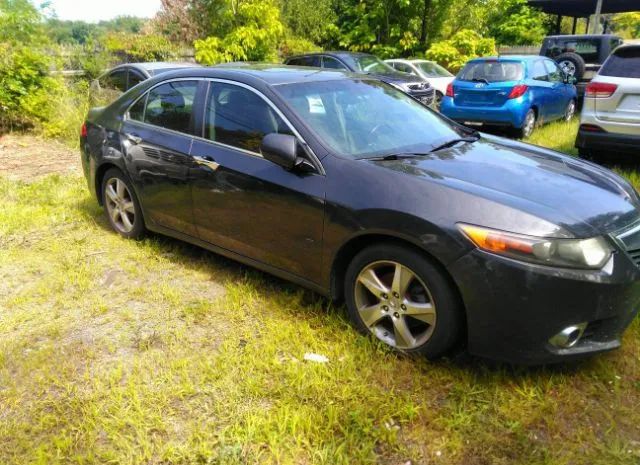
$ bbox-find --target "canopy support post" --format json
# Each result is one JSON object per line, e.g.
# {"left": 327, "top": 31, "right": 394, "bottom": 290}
{"left": 572, "top": 17, "right": 578, "bottom": 34}
{"left": 555, "top": 14, "right": 562, "bottom": 34}
{"left": 592, "top": 0, "right": 603, "bottom": 34}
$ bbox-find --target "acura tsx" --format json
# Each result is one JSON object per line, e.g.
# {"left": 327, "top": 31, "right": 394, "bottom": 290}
{"left": 80, "top": 65, "right": 640, "bottom": 364}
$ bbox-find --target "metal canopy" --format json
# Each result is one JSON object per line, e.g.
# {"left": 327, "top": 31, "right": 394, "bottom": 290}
{"left": 528, "top": 0, "right": 640, "bottom": 18}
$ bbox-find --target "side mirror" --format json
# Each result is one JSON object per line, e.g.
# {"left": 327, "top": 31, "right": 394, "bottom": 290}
{"left": 261, "top": 133, "right": 299, "bottom": 170}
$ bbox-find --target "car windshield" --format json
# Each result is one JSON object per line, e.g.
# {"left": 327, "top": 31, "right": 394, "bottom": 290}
{"left": 458, "top": 61, "right": 524, "bottom": 82}
{"left": 276, "top": 79, "right": 466, "bottom": 159}
{"left": 351, "top": 55, "right": 397, "bottom": 74}
{"left": 416, "top": 61, "right": 453, "bottom": 77}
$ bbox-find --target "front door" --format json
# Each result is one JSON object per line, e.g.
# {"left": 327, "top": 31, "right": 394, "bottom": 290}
{"left": 190, "top": 81, "right": 326, "bottom": 282}
{"left": 545, "top": 60, "right": 571, "bottom": 119}
{"left": 123, "top": 80, "right": 201, "bottom": 236}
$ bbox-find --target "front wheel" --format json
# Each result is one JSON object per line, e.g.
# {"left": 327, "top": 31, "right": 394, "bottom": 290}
{"left": 517, "top": 109, "right": 536, "bottom": 139}
{"left": 344, "top": 243, "right": 463, "bottom": 359}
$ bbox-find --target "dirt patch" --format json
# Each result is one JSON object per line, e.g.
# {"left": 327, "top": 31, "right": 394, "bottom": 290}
{"left": 0, "top": 134, "right": 81, "bottom": 181}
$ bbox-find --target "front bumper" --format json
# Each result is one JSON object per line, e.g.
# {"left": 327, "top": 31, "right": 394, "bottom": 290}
{"left": 448, "top": 247, "right": 640, "bottom": 365}
{"left": 575, "top": 127, "right": 640, "bottom": 155}
{"left": 440, "top": 97, "right": 527, "bottom": 129}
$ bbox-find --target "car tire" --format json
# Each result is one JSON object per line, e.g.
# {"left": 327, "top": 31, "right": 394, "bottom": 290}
{"left": 517, "top": 109, "right": 536, "bottom": 139}
{"left": 344, "top": 243, "right": 463, "bottom": 359}
{"left": 555, "top": 52, "right": 586, "bottom": 80}
{"left": 564, "top": 99, "right": 577, "bottom": 122}
{"left": 101, "top": 168, "right": 145, "bottom": 239}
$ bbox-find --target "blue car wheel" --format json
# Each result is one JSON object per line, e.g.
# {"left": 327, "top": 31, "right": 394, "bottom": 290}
{"left": 518, "top": 109, "right": 536, "bottom": 139}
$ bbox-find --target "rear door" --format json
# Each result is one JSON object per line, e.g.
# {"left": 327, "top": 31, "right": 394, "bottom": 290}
{"left": 122, "top": 80, "right": 203, "bottom": 235}
{"left": 594, "top": 47, "right": 640, "bottom": 133}
{"left": 454, "top": 60, "right": 524, "bottom": 107}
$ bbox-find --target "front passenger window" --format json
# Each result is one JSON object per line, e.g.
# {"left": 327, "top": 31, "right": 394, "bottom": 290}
{"left": 205, "top": 83, "right": 293, "bottom": 153}
{"left": 544, "top": 60, "right": 563, "bottom": 83}
{"left": 143, "top": 81, "right": 198, "bottom": 133}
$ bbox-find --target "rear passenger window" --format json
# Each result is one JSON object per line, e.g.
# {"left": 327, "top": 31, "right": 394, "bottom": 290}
{"left": 102, "top": 70, "right": 127, "bottom": 92}
{"left": 141, "top": 81, "right": 198, "bottom": 133}
{"left": 601, "top": 48, "right": 640, "bottom": 78}
{"left": 532, "top": 61, "right": 548, "bottom": 81}
{"left": 289, "top": 56, "right": 321, "bottom": 67}
{"left": 205, "top": 83, "right": 293, "bottom": 153}
{"left": 322, "top": 57, "right": 347, "bottom": 70}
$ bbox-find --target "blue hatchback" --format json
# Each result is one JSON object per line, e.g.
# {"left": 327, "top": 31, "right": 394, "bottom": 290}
{"left": 440, "top": 56, "right": 577, "bottom": 138}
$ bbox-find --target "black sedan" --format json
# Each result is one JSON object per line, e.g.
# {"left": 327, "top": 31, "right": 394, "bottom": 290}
{"left": 80, "top": 65, "right": 640, "bottom": 364}
{"left": 284, "top": 52, "right": 435, "bottom": 106}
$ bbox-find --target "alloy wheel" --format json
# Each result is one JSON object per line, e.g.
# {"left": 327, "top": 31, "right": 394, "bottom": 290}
{"left": 559, "top": 60, "right": 576, "bottom": 76}
{"left": 354, "top": 260, "right": 436, "bottom": 349}
{"left": 522, "top": 111, "right": 536, "bottom": 138}
{"left": 105, "top": 177, "right": 136, "bottom": 234}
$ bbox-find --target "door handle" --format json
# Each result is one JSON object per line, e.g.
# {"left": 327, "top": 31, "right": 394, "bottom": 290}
{"left": 124, "top": 133, "right": 142, "bottom": 145}
{"left": 193, "top": 155, "right": 220, "bottom": 171}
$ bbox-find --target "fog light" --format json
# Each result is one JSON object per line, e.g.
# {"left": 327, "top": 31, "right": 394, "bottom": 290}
{"left": 549, "top": 323, "right": 587, "bottom": 348}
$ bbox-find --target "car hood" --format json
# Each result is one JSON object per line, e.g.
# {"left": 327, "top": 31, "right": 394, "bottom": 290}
{"left": 370, "top": 71, "right": 428, "bottom": 86}
{"left": 369, "top": 135, "right": 640, "bottom": 237}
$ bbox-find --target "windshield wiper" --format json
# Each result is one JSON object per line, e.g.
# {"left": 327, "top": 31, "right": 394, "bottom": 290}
{"left": 363, "top": 152, "right": 430, "bottom": 161}
{"left": 471, "top": 78, "right": 490, "bottom": 84}
{"left": 430, "top": 136, "right": 480, "bottom": 153}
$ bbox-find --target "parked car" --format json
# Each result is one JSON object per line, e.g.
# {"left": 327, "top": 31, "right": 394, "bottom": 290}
{"left": 81, "top": 65, "right": 640, "bottom": 365}
{"left": 90, "top": 62, "right": 198, "bottom": 104}
{"left": 284, "top": 52, "right": 436, "bottom": 106}
{"left": 540, "top": 34, "right": 623, "bottom": 102}
{"left": 385, "top": 59, "right": 454, "bottom": 105}
{"left": 576, "top": 44, "right": 640, "bottom": 161}
{"left": 440, "top": 56, "right": 577, "bottom": 138}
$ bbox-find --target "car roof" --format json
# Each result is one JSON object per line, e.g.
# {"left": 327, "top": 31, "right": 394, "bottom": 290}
{"left": 544, "top": 34, "right": 621, "bottom": 40}
{"left": 468, "top": 55, "right": 544, "bottom": 62}
{"left": 112, "top": 62, "right": 199, "bottom": 75}
{"left": 151, "top": 63, "right": 360, "bottom": 86}
{"left": 287, "top": 51, "right": 374, "bottom": 59}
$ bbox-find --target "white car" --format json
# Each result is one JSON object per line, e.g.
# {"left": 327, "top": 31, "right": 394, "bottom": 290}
{"left": 385, "top": 59, "right": 455, "bottom": 106}
{"left": 576, "top": 44, "right": 640, "bottom": 162}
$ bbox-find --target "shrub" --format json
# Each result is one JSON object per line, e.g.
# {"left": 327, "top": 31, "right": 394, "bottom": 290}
{"left": 105, "top": 33, "right": 178, "bottom": 62}
{"left": 0, "top": 44, "right": 52, "bottom": 130}
{"left": 425, "top": 29, "right": 496, "bottom": 72}
{"left": 279, "top": 35, "right": 320, "bottom": 59}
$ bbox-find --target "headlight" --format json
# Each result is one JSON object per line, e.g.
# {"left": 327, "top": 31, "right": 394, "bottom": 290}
{"left": 459, "top": 224, "right": 614, "bottom": 270}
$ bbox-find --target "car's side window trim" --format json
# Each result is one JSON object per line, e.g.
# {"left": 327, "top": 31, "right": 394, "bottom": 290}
{"left": 124, "top": 77, "right": 203, "bottom": 139}
{"left": 196, "top": 78, "right": 325, "bottom": 175}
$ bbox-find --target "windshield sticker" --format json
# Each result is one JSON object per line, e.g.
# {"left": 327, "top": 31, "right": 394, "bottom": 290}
{"left": 307, "top": 96, "right": 326, "bottom": 115}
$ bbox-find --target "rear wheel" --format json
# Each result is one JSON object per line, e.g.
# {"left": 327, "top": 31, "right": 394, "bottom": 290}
{"left": 555, "top": 52, "right": 586, "bottom": 80}
{"left": 101, "top": 168, "right": 145, "bottom": 239}
{"left": 517, "top": 109, "right": 536, "bottom": 139}
{"left": 435, "top": 91, "right": 444, "bottom": 109}
{"left": 344, "top": 243, "right": 463, "bottom": 359}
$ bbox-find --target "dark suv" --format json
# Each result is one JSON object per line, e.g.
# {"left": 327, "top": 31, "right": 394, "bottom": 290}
{"left": 540, "top": 34, "right": 624, "bottom": 100}
{"left": 284, "top": 52, "right": 436, "bottom": 106}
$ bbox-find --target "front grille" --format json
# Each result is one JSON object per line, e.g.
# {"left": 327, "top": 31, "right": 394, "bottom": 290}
{"left": 627, "top": 248, "right": 640, "bottom": 267}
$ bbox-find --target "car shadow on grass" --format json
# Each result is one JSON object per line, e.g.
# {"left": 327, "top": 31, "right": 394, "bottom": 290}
{"left": 82, "top": 198, "right": 619, "bottom": 380}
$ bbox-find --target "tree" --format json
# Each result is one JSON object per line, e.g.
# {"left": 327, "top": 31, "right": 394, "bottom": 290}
{"left": 194, "top": 0, "right": 284, "bottom": 64}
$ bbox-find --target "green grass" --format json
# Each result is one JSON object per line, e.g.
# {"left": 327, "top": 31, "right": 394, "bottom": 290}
{"left": 1, "top": 125, "right": 640, "bottom": 464}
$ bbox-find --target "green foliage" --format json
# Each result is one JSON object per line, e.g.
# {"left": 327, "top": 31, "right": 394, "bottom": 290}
{"left": 45, "top": 16, "right": 147, "bottom": 45}
{"left": 0, "top": 0, "right": 43, "bottom": 43}
{"left": 278, "top": 0, "right": 335, "bottom": 45}
{"left": 610, "top": 12, "right": 640, "bottom": 39}
{"left": 194, "top": 0, "right": 284, "bottom": 65}
{"left": 425, "top": 29, "right": 496, "bottom": 72}
{"left": 487, "top": 0, "right": 546, "bottom": 45}
{"left": 105, "top": 33, "right": 178, "bottom": 62}
{"left": 279, "top": 35, "right": 321, "bottom": 59}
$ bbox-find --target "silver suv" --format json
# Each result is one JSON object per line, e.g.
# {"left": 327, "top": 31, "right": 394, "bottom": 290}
{"left": 576, "top": 44, "right": 640, "bottom": 160}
